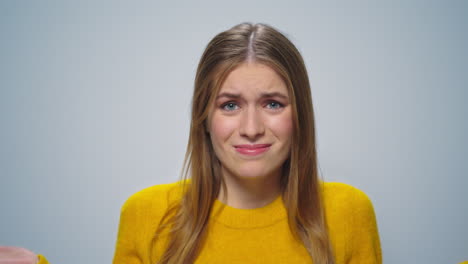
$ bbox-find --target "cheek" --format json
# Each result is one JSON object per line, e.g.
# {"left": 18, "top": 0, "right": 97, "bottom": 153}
{"left": 209, "top": 113, "right": 238, "bottom": 144}
{"left": 267, "top": 111, "right": 293, "bottom": 139}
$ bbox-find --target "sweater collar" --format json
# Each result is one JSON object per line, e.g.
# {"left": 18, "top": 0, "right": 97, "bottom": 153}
{"left": 210, "top": 195, "right": 287, "bottom": 228}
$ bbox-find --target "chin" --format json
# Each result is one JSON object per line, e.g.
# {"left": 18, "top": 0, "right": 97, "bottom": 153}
{"left": 235, "top": 165, "right": 274, "bottom": 179}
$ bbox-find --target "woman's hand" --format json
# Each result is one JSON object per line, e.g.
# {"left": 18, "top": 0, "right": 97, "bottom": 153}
{"left": 0, "top": 246, "right": 39, "bottom": 264}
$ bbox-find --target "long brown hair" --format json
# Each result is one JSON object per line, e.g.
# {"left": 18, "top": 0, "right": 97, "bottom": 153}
{"left": 152, "top": 22, "right": 335, "bottom": 264}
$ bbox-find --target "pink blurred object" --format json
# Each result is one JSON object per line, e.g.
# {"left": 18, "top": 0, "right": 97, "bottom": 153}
{"left": 0, "top": 247, "right": 38, "bottom": 264}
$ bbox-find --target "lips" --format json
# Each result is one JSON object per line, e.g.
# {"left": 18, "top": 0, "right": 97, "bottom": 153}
{"left": 234, "top": 144, "right": 271, "bottom": 156}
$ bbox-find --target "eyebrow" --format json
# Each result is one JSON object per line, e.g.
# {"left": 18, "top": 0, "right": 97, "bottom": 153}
{"left": 216, "top": 92, "right": 241, "bottom": 99}
{"left": 216, "top": 92, "right": 289, "bottom": 100}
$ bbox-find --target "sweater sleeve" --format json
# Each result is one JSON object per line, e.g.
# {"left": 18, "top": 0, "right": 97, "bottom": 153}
{"left": 112, "top": 183, "right": 176, "bottom": 264}
{"left": 348, "top": 188, "right": 382, "bottom": 264}
{"left": 112, "top": 194, "right": 145, "bottom": 264}
{"left": 37, "top": 254, "right": 49, "bottom": 264}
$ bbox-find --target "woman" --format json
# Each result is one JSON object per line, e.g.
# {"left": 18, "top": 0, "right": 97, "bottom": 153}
{"left": 113, "top": 23, "right": 382, "bottom": 264}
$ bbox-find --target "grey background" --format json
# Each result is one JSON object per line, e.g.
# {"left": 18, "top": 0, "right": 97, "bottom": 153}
{"left": 1, "top": 1, "right": 466, "bottom": 263}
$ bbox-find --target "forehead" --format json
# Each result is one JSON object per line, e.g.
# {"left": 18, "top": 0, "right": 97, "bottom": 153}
{"left": 218, "top": 63, "right": 288, "bottom": 95}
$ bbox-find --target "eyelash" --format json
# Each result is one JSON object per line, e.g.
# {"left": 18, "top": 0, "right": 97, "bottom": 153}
{"left": 266, "top": 101, "right": 283, "bottom": 109}
{"left": 220, "top": 101, "right": 284, "bottom": 111}
{"left": 221, "top": 102, "right": 240, "bottom": 111}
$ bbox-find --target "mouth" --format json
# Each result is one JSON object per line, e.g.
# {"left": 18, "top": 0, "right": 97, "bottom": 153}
{"left": 233, "top": 144, "right": 271, "bottom": 156}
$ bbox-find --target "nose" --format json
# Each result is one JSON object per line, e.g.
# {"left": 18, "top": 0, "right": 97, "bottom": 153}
{"left": 239, "top": 107, "right": 265, "bottom": 140}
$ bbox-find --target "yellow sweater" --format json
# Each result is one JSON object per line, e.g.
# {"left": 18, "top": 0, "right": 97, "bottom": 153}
{"left": 37, "top": 255, "right": 49, "bottom": 264}
{"left": 112, "top": 181, "right": 382, "bottom": 263}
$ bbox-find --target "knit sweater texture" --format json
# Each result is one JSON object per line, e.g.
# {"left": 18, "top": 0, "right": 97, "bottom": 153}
{"left": 112, "top": 181, "right": 382, "bottom": 263}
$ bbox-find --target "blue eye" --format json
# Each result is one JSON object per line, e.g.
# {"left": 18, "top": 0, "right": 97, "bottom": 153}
{"left": 222, "top": 102, "right": 239, "bottom": 111}
{"left": 266, "top": 101, "right": 283, "bottom": 109}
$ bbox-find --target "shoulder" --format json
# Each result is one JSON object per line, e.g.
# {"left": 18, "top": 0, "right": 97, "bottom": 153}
{"left": 120, "top": 181, "right": 186, "bottom": 219}
{"left": 114, "top": 181, "right": 187, "bottom": 259}
{"left": 322, "top": 182, "right": 377, "bottom": 223}
{"left": 322, "top": 182, "right": 373, "bottom": 207}
{"left": 322, "top": 182, "right": 382, "bottom": 263}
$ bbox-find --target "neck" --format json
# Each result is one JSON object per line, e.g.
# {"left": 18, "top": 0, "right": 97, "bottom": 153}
{"left": 218, "top": 167, "right": 281, "bottom": 209}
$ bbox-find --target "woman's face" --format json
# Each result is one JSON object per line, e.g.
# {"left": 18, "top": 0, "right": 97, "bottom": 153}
{"left": 207, "top": 63, "right": 293, "bottom": 182}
